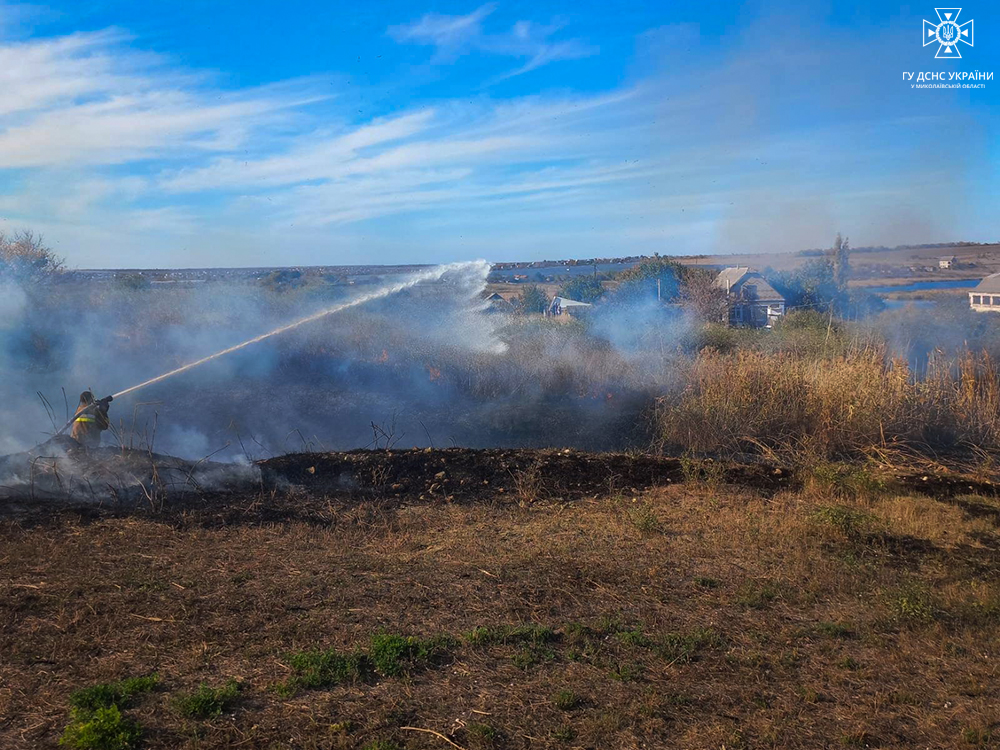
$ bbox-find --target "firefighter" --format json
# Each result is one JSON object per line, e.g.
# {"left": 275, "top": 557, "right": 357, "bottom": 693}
{"left": 70, "top": 391, "right": 111, "bottom": 449}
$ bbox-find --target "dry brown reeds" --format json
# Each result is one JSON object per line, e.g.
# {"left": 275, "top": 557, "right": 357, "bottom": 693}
{"left": 656, "top": 346, "right": 1000, "bottom": 462}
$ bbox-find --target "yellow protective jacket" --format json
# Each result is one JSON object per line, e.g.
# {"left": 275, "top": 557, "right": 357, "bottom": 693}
{"left": 70, "top": 401, "right": 110, "bottom": 448}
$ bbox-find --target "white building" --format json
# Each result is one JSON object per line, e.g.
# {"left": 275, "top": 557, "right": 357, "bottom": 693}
{"left": 970, "top": 274, "right": 1000, "bottom": 312}
{"left": 547, "top": 296, "right": 592, "bottom": 317}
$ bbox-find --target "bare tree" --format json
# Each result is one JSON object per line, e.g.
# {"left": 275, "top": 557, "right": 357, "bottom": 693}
{"left": 0, "top": 230, "right": 64, "bottom": 283}
{"left": 680, "top": 271, "right": 729, "bottom": 323}
{"left": 829, "top": 232, "right": 850, "bottom": 292}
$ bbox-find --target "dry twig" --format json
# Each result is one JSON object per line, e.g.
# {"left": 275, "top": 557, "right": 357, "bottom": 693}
{"left": 400, "top": 727, "right": 469, "bottom": 750}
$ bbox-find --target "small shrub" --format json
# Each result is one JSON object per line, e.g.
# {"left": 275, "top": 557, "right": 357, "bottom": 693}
{"left": 281, "top": 648, "right": 367, "bottom": 695}
{"left": 60, "top": 706, "right": 141, "bottom": 750}
{"left": 553, "top": 689, "right": 580, "bottom": 711}
{"left": 679, "top": 453, "right": 700, "bottom": 483}
{"left": 694, "top": 576, "right": 720, "bottom": 589}
{"left": 510, "top": 463, "right": 544, "bottom": 505}
{"left": 812, "top": 505, "right": 878, "bottom": 540}
{"left": 808, "top": 464, "right": 887, "bottom": 501}
{"left": 889, "top": 583, "right": 935, "bottom": 625}
{"left": 679, "top": 453, "right": 727, "bottom": 486}
{"left": 70, "top": 675, "right": 158, "bottom": 713}
{"left": 626, "top": 501, "right": 660, "bottom": 533}
{"left": 173, "top": 679, "right": 241, "bottom": 719}
{"left": 368, "top": 633, "right": 452, "bottom": 677}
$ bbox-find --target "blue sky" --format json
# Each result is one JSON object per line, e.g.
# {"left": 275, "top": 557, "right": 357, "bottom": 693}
{"left": 0, "top": 0, "right": 996, "bottom": 268}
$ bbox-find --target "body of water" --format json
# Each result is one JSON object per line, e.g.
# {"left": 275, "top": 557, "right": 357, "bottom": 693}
{"left": 489, "top": 262, "right": 636, "bottom": 281}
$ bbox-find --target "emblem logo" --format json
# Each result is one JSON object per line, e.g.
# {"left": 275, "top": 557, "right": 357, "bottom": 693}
{"left": 923, "top": 8, "right": 974, "bottom": 58}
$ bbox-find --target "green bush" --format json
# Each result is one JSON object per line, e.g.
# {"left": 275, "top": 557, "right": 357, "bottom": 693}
{"left": 626, "top": 501, "right": 660, "bottom": 533}
{"left": 174, "top": 679, "right": 241, "bottom": 719}
{"left": 69, "top": 675, "right": 158, "bottom": 713}
{"left": 889, "top": 583, "right": 936, "bottom": 625}
{"left": 282, "top": 648, "right": 368, "bottom": 695}
{"left": 808, "top": 463, "right": 888, "bottom": 501}
{"left": 60, "top": 706, "right": 141, "bottom": 750}
{"left": 368, "top": 633, "right": 453, "bottom": 677}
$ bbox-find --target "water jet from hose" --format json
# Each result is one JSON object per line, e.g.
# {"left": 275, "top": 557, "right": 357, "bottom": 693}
{"left": 110, "top": 260, "right": 488, "bottom": 401}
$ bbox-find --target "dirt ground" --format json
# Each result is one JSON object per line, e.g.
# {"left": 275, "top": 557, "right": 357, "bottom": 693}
{"left": 2, "top": 450, "right": 1000, "bottom": 749}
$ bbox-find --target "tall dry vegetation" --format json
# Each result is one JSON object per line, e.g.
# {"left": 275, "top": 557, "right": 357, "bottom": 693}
{"left": 0, "top": 230, "right": 63, "bottom": 282}
{"left": 657, "top": 346, "right": 1000, "bottom": 460}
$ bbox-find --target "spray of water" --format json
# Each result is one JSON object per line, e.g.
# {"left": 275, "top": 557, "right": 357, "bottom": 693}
{"left": 111, "top": 260, "right": 489, "bottom": 400}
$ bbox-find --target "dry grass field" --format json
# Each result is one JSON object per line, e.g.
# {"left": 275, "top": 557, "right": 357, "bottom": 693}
{"left": 2, "top": 457, "right": 999, "bottom": 750}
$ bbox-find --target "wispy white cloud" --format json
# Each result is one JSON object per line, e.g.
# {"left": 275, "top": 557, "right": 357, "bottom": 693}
{"left": 388, "top": 3, "right": 496, "bottom": 53}
{"left": 0, "top": 30, "right": 330, "bottom": 167}
{"left": 387, "top": 4, "right": 597, "bottom": 78}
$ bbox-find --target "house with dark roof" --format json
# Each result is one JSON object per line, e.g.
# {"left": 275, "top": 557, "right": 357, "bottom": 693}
{"left": 969, "top": 274, "right": 1000, "bottom": 312}
{"left": 939, "top": 255, "right": 957, "bottom": 269}
{"left": 713, "top": 267, "right": 786, "bottom": 328}
{"left": 484, "top": 291, "right": 519, "bottom": 314}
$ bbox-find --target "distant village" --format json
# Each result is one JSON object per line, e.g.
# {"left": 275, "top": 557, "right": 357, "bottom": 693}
{"left": 52, "top": 241, "right": 1000, "bottom": 327}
